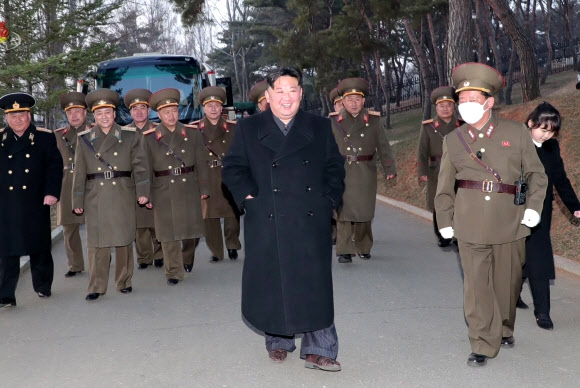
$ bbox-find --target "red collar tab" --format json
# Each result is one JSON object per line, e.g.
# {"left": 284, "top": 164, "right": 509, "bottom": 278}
{"left": 486, "top": 123, "right": 495, "bottom": 138}
{"left": 223, "top": 122, "right": 228, "bottom": 131}
{"left": 468, "top": 129, "right": 476, "bottom": 142}
{"left": 434, "top": 120, "right": 440, "bottom": 128}
{"left": 62, "top": 127, "right": 69, "bottom": 136}
{"left": 456, "top": 120, "right": 461, "bottom": 127}
{"left": 337, "top": 114, "right": 343, "bottom": 123}
{"left": 156, "top": 130, "right": 163, "bottom": 140}
{"left": 363, "top": 114, "right": 369, "bottom": 123}
{"left": 200, "top": 121, "right": 205, "bottom": 129}
{"left": 182, "top": 128, "right": 187, "bottom": 138}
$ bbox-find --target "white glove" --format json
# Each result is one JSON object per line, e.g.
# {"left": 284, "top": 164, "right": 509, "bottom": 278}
{"left": 439, "top": 227, "right": 454, "bottom": 239}
{"left": 521, "top": 209, "right": 541, "bottom": 228}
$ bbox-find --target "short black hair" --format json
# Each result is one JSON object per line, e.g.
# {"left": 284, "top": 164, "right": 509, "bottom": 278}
{"left": 526, "top": 101, "right": 561, "bottom": 135}
{"left": 266, "top": 67, "right": 303, "bottom": 88}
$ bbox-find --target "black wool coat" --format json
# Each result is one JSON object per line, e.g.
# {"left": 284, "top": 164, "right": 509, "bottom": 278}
{"left": 525, "top": 139, "right": 580, "bottom": 280}
{"left": 0, "top": 125, "right": 63, "bottom": 256}
{"left": 222, "top": 109, "right": 345, "bottom": 336}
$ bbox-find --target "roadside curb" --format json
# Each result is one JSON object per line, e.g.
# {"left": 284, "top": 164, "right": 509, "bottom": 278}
{"left": 19, "top": 226, "right": 64, "bottom": 273}
{"left": 376, "top": 194, "right": 580, "bottom": 277}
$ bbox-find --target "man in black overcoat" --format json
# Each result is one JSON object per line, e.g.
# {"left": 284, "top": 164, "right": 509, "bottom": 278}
{"left": 0, "top": 93, "right": 63, "bottom": 307}
{"left": 222, "top": 68, "right": 345, "bottom": 372}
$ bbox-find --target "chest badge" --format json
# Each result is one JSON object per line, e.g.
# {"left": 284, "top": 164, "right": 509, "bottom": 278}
{"left": 502, "top": 141, "right": 511, "bottom": 147}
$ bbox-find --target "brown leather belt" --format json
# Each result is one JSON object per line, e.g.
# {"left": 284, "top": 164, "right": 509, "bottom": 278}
{"left": 154, "top": 166, "right": 195, "bottom": 177}
{"left": 343, "top": 154, "right": 374, "bottom": 162}
{"left": 207, "top": 160, "right": 223, "bottom": 168}
{"left": 87, "top": 171, "right": 131, "bottom": 180}
{"left": 429, "top": 156, "right": 441, "bottom": 162}
{"left": 457, "top": 179, "right": 516, "bottom": 194}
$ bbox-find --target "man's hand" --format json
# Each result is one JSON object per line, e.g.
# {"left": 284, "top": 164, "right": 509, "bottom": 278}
{"left": 43, "top": 195, "right": 58, "bottom": 206}
{"left": 201, "top": 195, "right": 209, "bottom": 199}
{"left": 574, "top": 210, "right": 580, "bottom": 218}
{"left": 386, "top": 174, "right": 396, "bottom": 180}
{"left": 74, "top": 208, "right": 84, "bottom": 215}
{"left": 419, "top": 175, "right": 428, "bottom": 182}
{"left": 245, "top": 195, "right": 254, "bottom": 199}
{"left": 146, "top": 202, "right": 153, "bottom": 209}
{"left": 521, "top": 209, "right": 540, "bottom": 228}
{"left": 439, "top": 227, "right": 454, "bottom": 239}
{"left": 137, "top": 196, "right": 148, "bottom": 205}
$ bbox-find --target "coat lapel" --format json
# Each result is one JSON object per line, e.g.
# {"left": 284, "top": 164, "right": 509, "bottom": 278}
{"left": 274, "top": 110, "right": 313, "bottom": 161}
{"left": 258, "top": 110, "right": 285, "bottom": 154}
{"left": 168, "top": 122, "right": 185, "bottom": 150}
{"left": 97, "top": 124, "right": 121, "bottom": 155}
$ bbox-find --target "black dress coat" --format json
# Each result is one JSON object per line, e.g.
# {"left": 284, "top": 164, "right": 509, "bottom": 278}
{"left": 0, "top": 125, "right": 63, "bottom": 256}
{"left": 222, "top": 109, "right": 345, "bottom": 336}
{"left": 525, "top": 139, "right": 580, "bottom": 280}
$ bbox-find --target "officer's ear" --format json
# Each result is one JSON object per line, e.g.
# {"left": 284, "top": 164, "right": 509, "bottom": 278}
{"left": 113, "top": 110, "right": 117, "bottom": 119}
{"left": 485, "top": 96, "right": 495, "bottom": 110}
{"left": 265, "top": 89, "right": 271, "bottom": 104}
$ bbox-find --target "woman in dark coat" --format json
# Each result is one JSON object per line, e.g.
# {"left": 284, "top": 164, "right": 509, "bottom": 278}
{"left": 518, "top": 102, "right": 580, "bottom": 330}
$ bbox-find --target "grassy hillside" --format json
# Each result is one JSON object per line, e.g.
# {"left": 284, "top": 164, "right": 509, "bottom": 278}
{"left": 378, "top": 70, "right": 580, "bottom": 263}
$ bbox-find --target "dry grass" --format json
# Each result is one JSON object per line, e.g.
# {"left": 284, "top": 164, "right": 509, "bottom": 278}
{"left": 378, "top": 70, "right": 580, "bottom": 263}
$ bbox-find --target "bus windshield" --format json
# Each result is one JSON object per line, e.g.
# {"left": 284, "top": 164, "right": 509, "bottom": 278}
{"left": 98, "top": 62, "right": 204, "bottom": 125}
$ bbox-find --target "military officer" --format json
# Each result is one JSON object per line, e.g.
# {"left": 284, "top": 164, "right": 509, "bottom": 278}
{"left": 55, "top": 92, "right": 88, "bottom": 277}
{"left": 72, "top": 89, "right": 150, "bottom": 301}
{"left": 249, "top": 80, "right": 269, "bottom": 112}
{"left": 124, "top": 88, "right": 164, "bottom": 270}
{"left": 435, "top": 63, "right": 547, "bottom": 366}
{"left": 191, "top": 86, "right": 241, "bottom": 263}
{"left": 417, "top": 86, "right": 461, "bottom": 247}
{"left": 331, "top": 78, "right": 397, "bottom": 263}
{"left": 329, "top": 87, "right": 344, "bottom": 114}
{"left": 142, "top": 88, "right": 209, "bottom": 283}
{"left": 0, "top": 93, "right": 63, "bottom": 307}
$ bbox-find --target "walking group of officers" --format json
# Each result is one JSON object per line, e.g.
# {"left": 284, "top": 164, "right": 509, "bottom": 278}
{"left": 0, "top": 62, "right": 551, "bottom": 369}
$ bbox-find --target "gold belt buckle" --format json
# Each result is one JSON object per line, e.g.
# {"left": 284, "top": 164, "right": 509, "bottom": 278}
{"left": 482, "top": 180, "right": 493, "bottom": 193}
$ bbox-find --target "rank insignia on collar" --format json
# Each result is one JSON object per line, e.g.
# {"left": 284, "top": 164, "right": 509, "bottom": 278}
{"left": 456, "top": 120, "right": 461, "bottom": 127}
{"left": 114, "top": 129, "right": 121, "bottom": 139}
{"left": 223, "top": 123, "right": 228, "bottom": 131}
{"left": 468, "top": 129, "right": 476, "bottom": 142}
{"left": 29, "top": 133, "right": 34, "bottom": 142}
{"left": 62, "top": 127, "right": 69, "bottom": 136}
{"left": 200, "top": 121, "right": 205, "bottom": 129}
{"left": 434, "top": 120, "right": 440, "bottom": 128}
{"left": 2, "top": 133, "right": 6, "bottom": 142}
{"left": 182, "top": 128, "right": 187, "bottom": 138}
{"left": 363, "top": 114, "right": 369, "bottom": 126}
{"left": 90, "top": 131, "right": 96, "bottom": 141}
{"left": 156, "top": 131, "right": 163, "bottom": 140}
{"left": 337, "top": 114, "right": 343, "bottom": 123}
{"left": 486, "top": 124, "right": 494, "bottom": 138}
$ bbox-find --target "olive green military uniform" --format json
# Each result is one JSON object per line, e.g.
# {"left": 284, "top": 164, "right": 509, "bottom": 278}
{"left": 142, "top": 88, "right": 209, "bottom": 281}
{"left": 435, "top": 63, "right": 547, "bottom": 358}
{"left": 328, "top": 88, "right": 343, "bottom": 244}
{"left": 248, "top": 80, "right": 268, "bottom": 110}
{"left": 124, "top": 88, "right": 163, "bottom": 267}
{"left": 54, "top": 92, "right": 88, "bottom": 273}
{"left": 72, "top": 89, "right": 150, "bottom": 295}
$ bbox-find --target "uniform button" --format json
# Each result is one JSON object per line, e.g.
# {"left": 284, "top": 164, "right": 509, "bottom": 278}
{"left": 171, "top": 179, "right": 175, "bottom": 183}
{"left": 69, "top": 157, "right": 72, "bottom": 161}
{"left": 100, "top": 182, "right": 104, "bottom": 186}
{"left": 26, "top": 154, "right": 30, "bottom": 158}
{"left": 209, "top": 152, "right": 213, "bottom": 156}
{"left": 359, "top": 147, "right": 362, "bottom": 151}
{"left": 485, "top": 195, "right": 491, "bottom": 201}
{"left": 25, "top": 169, "right": 29, "bottom": 173}
{"left": 182, "top": 178, "right": 187, "bottom": 182}
{"left": 302, "top": 160, "right": 309, "bottom": 165}
{"left": 268, "top": 214, "right": 274, "bottom": 220}
{"left": 70, "top": 170, "right": 73, "bottom": 174}
{"left": 272, "top": 162, "right": 278, "bottom": 168}
{"left": 305, "top": 186, "right": 311, "bottom": 191}
{"left": 8, "top": 155, "right": 12, "bottom": 158}
{"left": 222, "top": 153, "right": 225, "bottom": 156}
{"left": 182, "top": 150, "right": 185, "bottom": 153}
{"left": 113, "top": 166, "right": 118, "bottom": 170}
{"left": 114, "top": 152, "right": 118, "bottom": 156}
{"left": 112, "top": 182, "right": 116, "bottom": 185}
{"left": 480, "top": 148, "right": 485, "bottom": 153}
{"left": 307, "top": 210, "right": 314, "bottom": 216}
{"left": 346, "top": 134, "right": 351, "bottom": 137}
{"left": 222, "top": 140, "right": 226, "bottom": 143}
{"left": 168, "top": 166, "right": 172, "bottom": 169}
{"left": 22, "top": 185, "right": 27, "bottom": 190}
{"left": 273, "top": 188, "right": 280, "bottom": 193}
{"left": 479, "top": 133, "right": 484, "bottom": 138}
{"left": 361, "top": 133, "right": 364, "bottom": 137}
{"left": 8, "top": 170, "right": 12, "bottom": 174}
{"left": 97, "top": 167, "right": 102, "bottom": 171}
{"left": 209, "top": 140, "right": 213, "bottom": 144}
{"left": 347, "top": 147, "right": 351, "bottom": 151}
{"left": 9, "top": 186, "right": 13, "bottom": 190}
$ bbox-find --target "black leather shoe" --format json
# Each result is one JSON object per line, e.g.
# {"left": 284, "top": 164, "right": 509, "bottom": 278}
{"left": 120, "top": 287, "right": 132, "bottom": 294}
{"left": 37, "top": 291, "right": 51, "bottom": 298}
{"left": 536, "top": 313, "right": 554, "bottom": 330}
{"left": 359, "top": 253, "right": 371, "bottom": 259}
{"left": 438, "top": 238, "right": 452, "bottom": 247}
{"left": 501, "top": 336, "right": 515, "bottom": 347}
{"left": 138, "top": 263, "right": 150, "bottom": 270}
{"left": 0, "top": 297, "right": 17, "bottom": 307}
{"left": 467, "top": 353, "right": 487, "bottom": 366}
{"left": 85, "top": 293, "right": 102, "bottom": 301}
{"left": 338, "top": 255, "right": 353, "bottom": 263}
{"left": 167, "top": 278, "right": 179, "bottom": 285}
{"left": 209, "top": 256, "right": 220, "bottom": 263}
{"left": 154, "top": 258, "right": 164, "bottom": 268}
{"left": 65, "top": 270, "right": 81, "bottom": 278}
{"left": 184, "top": 264, "right": 193, "bottom": 272}
{"left": 228, "top": 249, "right": 238, "bottom": 260}
{"left": 516, "top": 296, "right": 529, "bottom": 309}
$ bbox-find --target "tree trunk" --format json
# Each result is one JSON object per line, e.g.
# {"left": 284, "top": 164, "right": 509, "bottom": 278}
{"left": 447, "top": 0, "right": 474, "bottom": 83}
{"left": 561, "top": 0, "right": 578, "bottom": 70}
{"left": 505, "top": 39, "right": 518, "bottom": 105}
{"left": 540, "top": 0, "right": 553, "bottom": 84}
{"left": 427, "top": 13, "right": 445, "bottom": 85}
{"left": 482, "top": 1, "right": 505, "bottom": 102}
{"left": 403, "top": 17, "right": 433, "bottom": 120}
{"left": 485, "top": 0, "right": 541, "bottom": 101}
{"left": 474, "top": 0, "right": 488, "bottom": 63}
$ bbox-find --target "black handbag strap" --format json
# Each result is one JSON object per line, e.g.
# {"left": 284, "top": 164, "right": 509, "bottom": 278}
{"left": 335, "top": 120, "right": 358, "bottom": 157}
{"left": 455, "top": 130, "right": 502, "bottom": 183}
{"left": 80, "top": 134, "right": 115, "bottom": 171}
{"left": 155, "top": 138, "right": 187, "bottom": 167}
{"left": 199, "top": 129, "right": 222, "bottom": 161}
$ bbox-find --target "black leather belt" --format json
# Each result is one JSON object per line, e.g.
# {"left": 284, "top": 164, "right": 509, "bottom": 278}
{"left": 87, "top": 171, "right": 131, "bottom": 180}
{"left": 457, "top": 179, "right": 516, "bottom": 194}
{"left": 344, "top": 154, "right": 374, "bottom": 162}
{"left": 154, "top": 166, "right": 195, "bottom": 177}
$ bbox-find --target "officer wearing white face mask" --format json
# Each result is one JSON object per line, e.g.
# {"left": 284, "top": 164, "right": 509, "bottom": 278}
{"left": 434, "top": 62, "right": 547, "bottom": 367}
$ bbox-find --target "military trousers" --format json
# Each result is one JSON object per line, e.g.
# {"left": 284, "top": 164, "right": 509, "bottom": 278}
{"left": 161, "top": 239, "right": 197, "bottom": 280}
{"left": 0, "top": 252, "right": 54, "bottom": 298}
{"left": 87, "top": 245, "right": 133, "bottom": 294}
{"left": 204, "top": 217, "right": 241, "bottom": 260}
{"left": 458, "top": 238, "right": 525, "bottom": 357}
{"left": 135, "top": 227, "right": 163, "bottom": 265}
{"left": 432, "top": 211, "right": 442, "bottom": 240}
{"left": 265, "top": 323, "right": 339, "bottom": 360}
{"left": 63, "top": 223, "right": 85, "bottom": 272}
{"left": 336, "top": 221, "right": 373, "bottom": 256}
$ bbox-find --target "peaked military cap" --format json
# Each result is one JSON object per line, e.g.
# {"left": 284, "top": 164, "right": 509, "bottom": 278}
{"left": 149, "top": 88, "right": 180, "bottom": 112}
{"left": 85, "top": 89, "right": 120, "bottom": 112}
{"left": 124, "top": 88, "right": 152, "bottom": 109}
{"left": 0, "top": 92, "right": 35, "bottom": 113}
{"left": 337, "top": 78, "right": 369, "bottom": 98}
{"left": 248, "top": 80, "right": 268, "bottom": 104}
{"left": 452, "top": 62, "right": 505, "bottom": 95}
{"left": 329, "top": 88, "right": 343, "bottom": 104}
{"left": 198, "top": 86, "right": 227, "bottom": 106}
{"left": 430, "top": 86, "right": 456, "bottom": 105}
{"left": 59, "top": 91, "right": 87, "bottom": 111}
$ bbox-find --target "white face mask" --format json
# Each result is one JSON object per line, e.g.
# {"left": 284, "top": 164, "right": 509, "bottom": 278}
{"left": 458, "top": 99, "right": 490, "bottom": 125}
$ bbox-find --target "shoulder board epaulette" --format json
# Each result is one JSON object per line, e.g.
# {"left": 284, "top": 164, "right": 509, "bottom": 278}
{"left": 150, "top": 122, "right": 159, "bottom": 127}
{"left": 226, "top": 120, "right": 237, "bottom": 125}
{"left": 36, "top": 127, "right": 52, "bottom": 133}
{"left": 54, "top": 126, "right": 67, "bottom": 133}
{"left": 143, "top": 128, "right": 156, "bottom": 135}
{"left": 0, "top": 127, "right": 5, "bottom": 133}
{"left": 368, "top": 110, "right": 381, "bottom": 117}
{"left": 328, "top": 112, "right": 339, "bottom": 117}
{"left": 77, "top": 128, "right": 91, "bottom": 136}
{"left": 90, "top": 122, "right": 96, "bottom": 127}
{"left": 184, "top": 124, "right": 197, "bottom": 129}
{"left": 121, "top": 126, "right": 136, "bottom": 132}
{"left": 188, "top": 120, "right": 200, "bottom": 126}
{"left": 422, "top": 119, "right": 434, "bottom": 125}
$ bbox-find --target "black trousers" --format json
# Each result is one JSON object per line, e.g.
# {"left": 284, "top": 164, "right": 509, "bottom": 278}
{"left": 528, "top": 277, "right": 550, "bottom": 316}
{"left": 0, "top": 252, "right": 54, "bottom": 299}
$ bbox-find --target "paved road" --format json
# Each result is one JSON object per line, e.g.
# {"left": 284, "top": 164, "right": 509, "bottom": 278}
{"left": 2, "top": 202, "right": 580, "bottom": 387}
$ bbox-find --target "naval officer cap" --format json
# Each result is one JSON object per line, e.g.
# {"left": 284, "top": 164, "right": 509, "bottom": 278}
{"left": 337, "top": 78, "right": 369, "bottom": 98}
{"left": 0, "top": 92, "right": 36, "bottom": 113}
{"left": 452, "top": 62, "right": 505, "bottom": 95}
{"left": 248, "top": 80, "right": 268, "bottom": 104}
{"left": 430, "top": 86, "right": 456, "bottom": 105}
{"left": 329, "top": 88, "right": 343, "bottom": 104}
{"left": 124, "top": 88, "right": 153, "bottom": 109}
{"left": 85, "top": 89, "right": 120, "bottom": 112}
{"left": 149, "top": 88, "right": 180, "bottom": 112}
{"left": 59, "top": 91, "right": 87, "bottom": 111}
{"left": 198, "top": 86, "right": 226, "bottom": 106}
